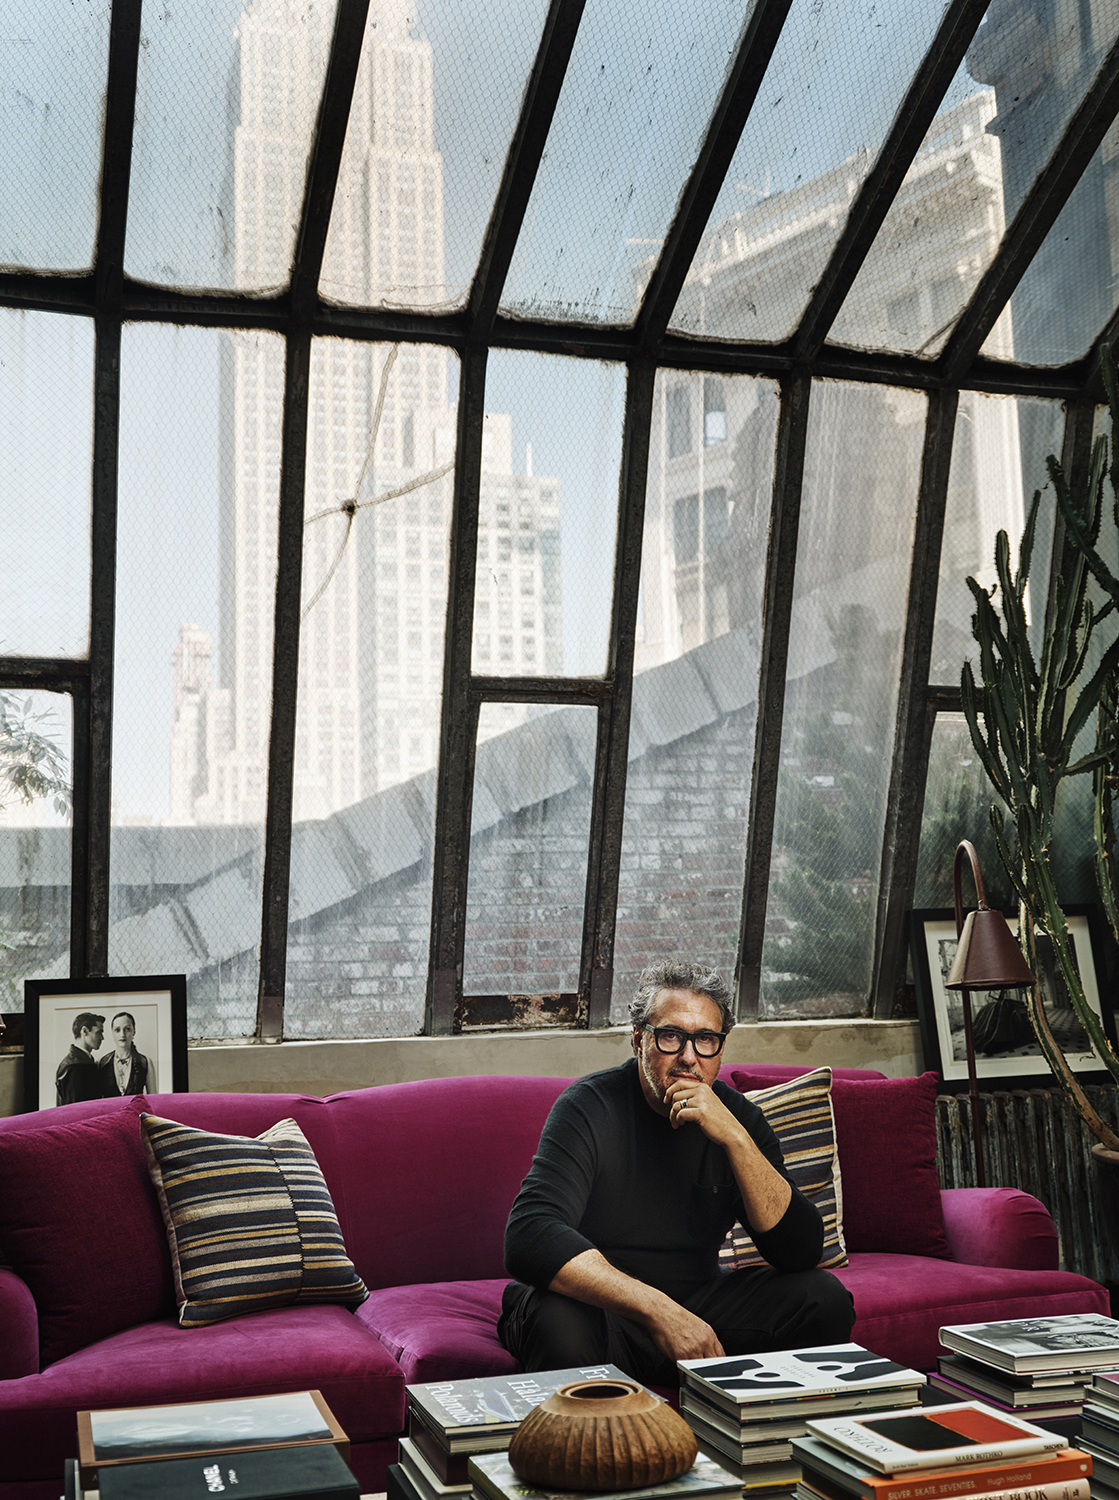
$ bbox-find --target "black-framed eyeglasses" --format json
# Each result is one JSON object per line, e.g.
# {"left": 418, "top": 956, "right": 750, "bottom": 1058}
{"left": 644, "top": 1026, "right": 727, "bottom": 1058}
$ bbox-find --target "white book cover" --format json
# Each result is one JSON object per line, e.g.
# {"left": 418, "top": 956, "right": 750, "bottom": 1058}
{"left": 804, "top": 1403, "right": 1065, "bottom": 1474}
{"left": 940, "top": 1315, "right": 1119, "bottom": 1373}
{"left": 679, "top": 1345, "right": 925, "bottom": 1405}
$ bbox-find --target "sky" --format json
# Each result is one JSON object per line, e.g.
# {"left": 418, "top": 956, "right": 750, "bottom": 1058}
{"left": 0, "top": 0, "right": 1003, "bottom": 824}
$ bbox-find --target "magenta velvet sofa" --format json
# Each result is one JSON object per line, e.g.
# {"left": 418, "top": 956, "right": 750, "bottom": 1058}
{"left": 0, "top": 1065, "right": 1108, "bottom": 1500}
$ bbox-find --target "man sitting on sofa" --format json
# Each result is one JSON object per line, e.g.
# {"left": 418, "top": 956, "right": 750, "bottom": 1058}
{"left": 499, "top": 960, "right": 854, "bottom": 1384}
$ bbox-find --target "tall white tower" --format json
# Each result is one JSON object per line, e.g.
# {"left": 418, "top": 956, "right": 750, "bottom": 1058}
{"left": 171, "top": 0, "right": 562, "bottom": 826}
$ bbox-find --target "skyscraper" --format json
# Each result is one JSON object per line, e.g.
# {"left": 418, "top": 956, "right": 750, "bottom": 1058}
{"left": 171, "top": 0, "right": 561, "bottom": 826}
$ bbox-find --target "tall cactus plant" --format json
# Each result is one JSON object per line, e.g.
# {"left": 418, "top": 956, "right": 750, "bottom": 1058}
{"left": 961, "top": 384, "right": 1119, "bottom": 1148}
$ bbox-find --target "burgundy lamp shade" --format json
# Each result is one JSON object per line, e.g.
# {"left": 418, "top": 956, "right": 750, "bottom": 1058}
{"left": 946, "top": 906, "right": 1036, "bottom": 991}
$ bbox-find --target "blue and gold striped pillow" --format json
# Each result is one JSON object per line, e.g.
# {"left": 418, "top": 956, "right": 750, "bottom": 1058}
{"left": 140, "top": 1113, "right": 368, "bottom": 1328}
{"left": 718, "top": 1066, "right": 847, "bottom": 1271}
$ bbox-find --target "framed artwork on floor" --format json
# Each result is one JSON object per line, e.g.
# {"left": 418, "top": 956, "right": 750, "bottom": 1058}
{"left": 23, "top": 975, "right": 188, "bottom": 1111}
{"left": 909, "top": 907, "right": 1114, "bottom": 1090}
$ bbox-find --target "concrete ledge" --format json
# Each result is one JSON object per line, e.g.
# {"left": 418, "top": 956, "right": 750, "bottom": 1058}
{"left": 0, "top": 1020, "right": 923, "bottom": 1114}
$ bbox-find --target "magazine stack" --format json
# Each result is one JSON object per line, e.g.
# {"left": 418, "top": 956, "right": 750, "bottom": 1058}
{"left": 1073, "top": 1368, "right": 1119, "bottom": 1500}
{"left": 791, "top": 1400, "right": 1092, "bottom": 1500}
{"left": 676, "top": 1344, "right": 926, "bottom": 1493}
{"left": 388, "top": 1366, "right": 639, "bottom": 1500}
{"left": 929, "top": 1313, "right": 1119, "bottom": 1422}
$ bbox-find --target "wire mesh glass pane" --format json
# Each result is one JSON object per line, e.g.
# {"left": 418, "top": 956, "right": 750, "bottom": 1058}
{"left": 612, "top": 373, "right": 778, "bottom": 1020}
{"left": 498, "top": 0, "right": 745, "bottom": 326}
{"left": 0, "top": 690, "right": 72, "bottom": 1010}
{"left": 126, "top": 0, "right": 334, "bottom": 292}
{"left": 832, "top": 3, "right": 1119, "bottom": 358}
{"left": 0, "top": 0, "right": 109, "bottom": 273}
{"left": 913, "top": 711, "right": 1016, "bottom": 912}
{"left": 111, "top": 325, "right": 284, "bottom": 1039}
{"left": 981, "top": 135, "right": 1118, "bottom": 366}
{"left": 283, "top": 339, "right": 458, "bottom": 1040}
{"left": 668, "top": 0, "right": 950, "bottom": 344}
{"left": 321, "top": 0, "right": 548, "bottom": 310}
{"left": 0, "top": 309, "right": 92, "bottom": 658}
{"left": 461, "top": 702, "right": 596, "bottom": 1005}
{"left": 474, "top": 351, "right": 623, "bottom": 679}
{"left": 760, "top": 381, "right": 926, "bottom": 1020}
{"left": 929, "top": 394, "right": 1063, "bottom": 685}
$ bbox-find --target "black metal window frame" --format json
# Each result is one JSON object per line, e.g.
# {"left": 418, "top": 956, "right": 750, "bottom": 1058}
{"left": 2, "top": 0, "right": 1118, "bottom": 1036}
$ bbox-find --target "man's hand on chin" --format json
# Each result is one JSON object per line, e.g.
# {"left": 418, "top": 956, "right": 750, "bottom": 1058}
{"left": 663, "top": 1076, "right": 739, "bottom": 1145}
{"left": 647, "top": 1298, "right": 725, "bottom": 1362}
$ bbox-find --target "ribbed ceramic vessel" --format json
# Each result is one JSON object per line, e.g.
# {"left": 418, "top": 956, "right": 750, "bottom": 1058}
{"left": 507, "top": 1378, "right": 697, "bottom": 1490}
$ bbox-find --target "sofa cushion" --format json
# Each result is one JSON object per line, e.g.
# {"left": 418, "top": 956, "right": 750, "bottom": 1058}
{"left": 0, "top": 1096, "right": 174, "bottom": 1365}
{"left": 141, "top": 1113, "right": 368, "bottom": 1327}
{"left": 835, "top": 1251, "right": 1110, "bottom": 1372}
{"left": 724, "top": 1067, "right": 846, "bottom": 1270}
{"left": 831, "top": 1073, "right": 950, "bottom": 1258}
{"left": 0, "top": 1305, "right": 405, "bottom": 1484}
{"left": 357, "top": 1278, "right": 518, "bottom": 1384}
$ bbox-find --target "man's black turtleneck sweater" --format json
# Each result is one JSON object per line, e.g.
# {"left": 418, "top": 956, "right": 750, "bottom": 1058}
{"left": 504, "top": 1058, "right": 824, "bottom": 1307}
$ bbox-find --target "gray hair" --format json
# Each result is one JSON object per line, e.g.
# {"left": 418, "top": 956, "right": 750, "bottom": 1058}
{"left": 628, "top": 961, "right": 734, "bottom": 1033}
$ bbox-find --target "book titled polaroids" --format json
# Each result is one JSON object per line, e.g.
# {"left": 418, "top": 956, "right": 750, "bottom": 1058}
{"left": 97, "top": 1443, "right": 359, "bottom": 1500}
{"left": 468, "top": 1449, "right": 742, "bottom": 1500}
{"left": 78, "top": 1390, "right": 348, "bottom": 1485}
{"left": 406, "top": 1364, "right": 632, "bottom": 1442}
{"left": 790, "top": 1435, "right": 1092, "bottom": 1500}
{"left": 804, "top": 1405, "right": 1065, "bottom": 1474}
{"left": 679, "top": 1346, "right": 925, "bottom": 1418}
{"left": 939, "top": 1316, "right": 1119, "bottom": 1375}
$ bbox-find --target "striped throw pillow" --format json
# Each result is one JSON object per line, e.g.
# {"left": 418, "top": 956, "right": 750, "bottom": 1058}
{"left": 718, "top": 1066, "right": 847, "bottom": 1270}
{"left": 140, "top": 1113, "right": 368, "bottom": 1328}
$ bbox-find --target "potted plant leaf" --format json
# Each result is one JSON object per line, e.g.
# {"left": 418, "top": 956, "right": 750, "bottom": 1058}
{"left": 959, "top": 350, "right": 1119, "bottom": 1160}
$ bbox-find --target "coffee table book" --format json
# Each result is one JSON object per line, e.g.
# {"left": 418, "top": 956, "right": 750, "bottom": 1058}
{"left": 96, "top": 1443, "right": 359, "bottom": 1500}
{"left": 78, "top": 1390, "right": 348, "bottom": 1487}
{"left": 790, "top": 1435, "right": 1092, "bottom": 1500}
{"left": 934, "top": 1358, "right": 1090, "bottom": 1408}
{"left": 399, "top": 1435, "right": 472, "bottom": 1500}
{"left": 468, "top": 1449, "right": 741, "bottom": 1500}
{"left": 925, "top": 1376, "right": 1081, "bottom": 1422}
{"left": 803, "top": 1406, "right": 1065, "bottom": 1473}
{"left": 679, "top": 1346, "right": 925, "bottom": 1419}
{"left": 681, "top": 1381, "right": 921, "bottom": 1437}
{"left": 795, "top": 1474, "right": 1090, "bottom": 1500}
{"left": 938, "top": 1316, "right": 1119, "bottom": 1375}
{"left": 406, "top": 1364, "right": 632, "bottom": 1448}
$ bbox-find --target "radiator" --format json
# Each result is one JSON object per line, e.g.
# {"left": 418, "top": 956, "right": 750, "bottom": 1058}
{"left": 934, "top": 1085, "right": 1119, "bottom": 1286}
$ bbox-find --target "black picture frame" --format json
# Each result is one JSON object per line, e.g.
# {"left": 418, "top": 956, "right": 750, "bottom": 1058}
{"left": 23, "top": 975, "right": 188, "bottom": 1111}
{"left": 909, "top": 906, "right": 1116, "bottom": 1091}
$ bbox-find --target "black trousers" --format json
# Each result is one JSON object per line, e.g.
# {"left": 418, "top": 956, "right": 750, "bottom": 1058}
{"left": 498, "top": 1266, "right": 855, "bottom": 1387}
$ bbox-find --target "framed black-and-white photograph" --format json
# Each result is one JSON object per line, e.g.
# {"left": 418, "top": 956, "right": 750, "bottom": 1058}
{"left": 909, "top": 907, "right": 1114, "bottom": 1089}
{"left": 23, "top": 975, "right": 188, "bottom": 1112}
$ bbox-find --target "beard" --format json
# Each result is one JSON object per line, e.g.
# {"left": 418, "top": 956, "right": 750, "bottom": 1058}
{"left": 637, "top": 1045, "right": 701, "bottom": 1104}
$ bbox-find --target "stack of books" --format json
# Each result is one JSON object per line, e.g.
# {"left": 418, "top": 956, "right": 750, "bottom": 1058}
{"left": 1072, "top": 1368, "right": 1119, "bottom": 1500}
{"left": 390, "top": 1366, "right": 636, "bottom": 1500}
{"left": 67, "top": 1391, "right": 357, "bottom": 1500}
{"left": 928, "top": 1313, "right": 1119, "bottom": 1423}
{"left": 791, "top": 1399, "right": 1092, "bottom": 1500}
{"left": 677, "top": 1344, "right": 926, "bottom": 1493}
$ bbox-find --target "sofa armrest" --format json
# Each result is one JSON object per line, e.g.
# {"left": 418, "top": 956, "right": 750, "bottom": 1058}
{"left": 940, "top": 1188, "right": 1059, "bottom": 1271}
{"left": 0, "top": 1268, "right": 39, "bottom": 1379}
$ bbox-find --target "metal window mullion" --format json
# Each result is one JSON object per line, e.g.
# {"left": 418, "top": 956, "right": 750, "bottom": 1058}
{"left": 939, "top": 33, "right": 1119, "bottom": 386}
{"left": 427, "top": 347, "right": 488, "bottom": 1034}
{"left": 635, "top": 0, "right": 795, "bottom": 347}
{"left": 254, "top": 0, "right": 371, "bottom": 1037}
{"left": 579, "top": 360, "right": 655, "bottom": 1028}
{"left": 83, "top": 0, "right": 141, "bottom": 978}
{"left": 468, "top": 0, "right": 587, "bottom": 339}
{"left": 69, "top": 677, "right": 91, "bottom": 976}
{"left": 793, "top": 0, "right": 989, "bottom": 360}
{"left": 257, "top": 332, "right": 311, "bottom": 1039}
{"left": 735, "top": 370, "right": 812, "bottom": 1019}
{"left": 869, "top": 388, "right": 959, "bottom": 1018}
